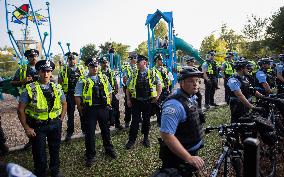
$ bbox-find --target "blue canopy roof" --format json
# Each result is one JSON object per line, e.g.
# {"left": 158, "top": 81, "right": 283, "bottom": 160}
{"left": 145, "top": 9, "right": 173, "bottom": 29}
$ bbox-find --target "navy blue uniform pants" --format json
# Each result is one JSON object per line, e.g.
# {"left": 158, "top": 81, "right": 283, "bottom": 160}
{"left": 110, "top": 93, "right": 121, "bottom": 127}
{"left": 29, "top": 118, "right": 62, "bottom": 177}
{"left": 128, "top": 99, "right": 152, "bottom": 142}
{"left": 66, "top": 92, "right": 85, "bottom": 135}
{"left": 123, "top": 87, "right": 132, "bottom": 124}
{"left": 84, "top": 106, "right": 113, "bottom": 160}
{"left": 204, "top": 78, "right": 217, "bottom": 105}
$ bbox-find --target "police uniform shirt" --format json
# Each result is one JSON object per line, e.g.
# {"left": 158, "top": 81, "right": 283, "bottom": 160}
{"left": 256, "top": 70, "right": 268, "bottom": 84}
{"left": 160, "top": 89, "right": 202, "bottom": 151}
{"left": 276, "top": 61, "right": 284, "bottom": 75}
{"left": 227, "top": 77, "right": 242, "bottom": 92}
{"left": 201, "top": 62, "right": 208, "bottom": 72}
{"left": 19, "top": 82, "right": 66, "bottom": 104}
{"left": 74, "top": 75, "right": 112, "bottom": 97}
{"left": 12, "top": 65, "right": 38, "bottom": 81}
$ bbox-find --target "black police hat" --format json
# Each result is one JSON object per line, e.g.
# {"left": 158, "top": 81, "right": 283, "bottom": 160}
{"left": 226, "top": 52, "right": 234, "bottom": 58}
{"left": 35, "top": 60, "right": 55, "bottom": 71}
{"left": 154, "top": 54, "right": 163, "bottom": 62}
{"left": 233, "top": 59, "right": 249, "bottom": 70}
{"left": 85, "top": 58, "right": 98, "bottom": 67}
{"left": 65, "top": 52, "right": 78, "bottom": 60}
{"left": 186, "top": 57, "right": 195, "bottom": 63}
{"left": 24, "top": 49, "right": 39, "bottom": 58}
{"left": 178, "top": 66, "right": 203, "bottom": 81}
{"left": 137, "top": 54, "right": 148, "bottom": 63}
{"left": 279, "top": 54, "right": 284, "bottom": 61}
{"left": 258, "top": 58, "right": 272, "bottom": 66}
{"left": 99, "top": 56, "right": 108, "bottom": 64}
{"left": 207, "top": 50, "right": 216, "bottom": 56}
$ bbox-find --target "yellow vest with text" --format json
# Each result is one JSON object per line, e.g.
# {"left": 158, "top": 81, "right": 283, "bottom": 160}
{"left": 61, "top": 64, "right": 85, "bottom": 92}
{"left": 25, "top": 82, "right": 62, "bottom": 120}
{"left": 81, "top": 72, "right": 111, "bottom": 106}
{"left": 127, "top": 69, "right": 157, "bottom": 98}
{"left": 223, "top": 61, "right": 234, "bottom": 76}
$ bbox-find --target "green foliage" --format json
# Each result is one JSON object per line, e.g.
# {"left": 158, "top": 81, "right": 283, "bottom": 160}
{"left": 0, "top": 52, "right": 18, "bottom": 77}
{"left": 99, "top": 42, "right": 130, "bottom": 62}
{"left": 80, "top": 44, "right": 99, "bottom": 62}
{"left": 266, "top": 6, "right": 284, "bottom": 52}
{"left": 3, "top": 106, "right": 231, "bottom": 176}
{"left": 154, "top": 20, "right": 168, "bottom": 39}
{"left": 111, "top": 42, "right": 130, "bottom": 62}
{"left": 241, "top": 15, "right": 270, "bottom": 59}
{"left": 220, "top": 24, "right": 244, "bottom": 52}
{"left": 135, "top": 41, "right": 148, "bottom": 56}
{"left": 199, "top": 34, "right": 229, "bottom": 62}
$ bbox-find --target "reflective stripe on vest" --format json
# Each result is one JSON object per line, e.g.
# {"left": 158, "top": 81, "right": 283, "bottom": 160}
{"left": 207, "top": 63, "right": 214, "bottom": 75}
{"left": 18, "top": 65, "right": 28, "bottom": 94}
{"left": 224, "top": 61, "right": 234, "bottom": 75}
{"left": 128, "top": 69, "right": 157, "bottom": 98}
{"left": 82, "top": 72, "right": 111, "bottom": 106}
{"left": 25, "top": 82, "right": 62, "bottom": 120}
{"left": 62, "top": 66, "right": 68, "bottom": 92}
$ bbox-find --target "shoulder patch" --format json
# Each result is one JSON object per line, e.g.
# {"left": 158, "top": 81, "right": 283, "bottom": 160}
{"left": 163, "top": 107, "right": 176, "bottom": 115}
{"left": 229, "top": 79, "right": 237, "bottom": 84}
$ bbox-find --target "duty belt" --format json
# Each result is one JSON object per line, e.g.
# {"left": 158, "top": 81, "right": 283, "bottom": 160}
{"left": 29, "top": 117, "right": 59, "bottom": 126}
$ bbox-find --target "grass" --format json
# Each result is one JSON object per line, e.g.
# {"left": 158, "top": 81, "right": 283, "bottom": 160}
{"left": 2, "top": 106, "right": 230, "bottom": 177}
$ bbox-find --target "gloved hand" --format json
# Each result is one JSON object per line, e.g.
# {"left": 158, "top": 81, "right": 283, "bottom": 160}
{"left": 252, "top": 106, "right": 264, "bottom": 113}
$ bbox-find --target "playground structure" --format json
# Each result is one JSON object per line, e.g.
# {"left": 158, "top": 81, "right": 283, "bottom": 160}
{"left": 145, "top": 9, "right": 204, "bottom": 85}
{"left": 4, "top": 0, "right": 53, "bottom": 62}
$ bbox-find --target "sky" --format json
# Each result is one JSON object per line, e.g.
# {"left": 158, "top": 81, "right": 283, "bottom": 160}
{"left": 1, "top": 0, "right": 284, "bottom": 55}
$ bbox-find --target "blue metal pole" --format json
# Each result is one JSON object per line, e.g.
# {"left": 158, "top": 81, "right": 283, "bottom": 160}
{"left": 58, "top": 42, "right": 65, "bottom": 55}
{"left": 5, "top": 0, "right": 22, "bottom": 61}
{"left": 147, "top": 24, "right": 151, "bottom": 59}
{"left": 151, "top": 28, "right": 155, "bottom": 68}
{"left": 66, "top": 43, "right": 70, "bottom": 52}
{"left": 110, "top": 53, "right": 114, "bottom": 69}
{"left": 46, "top": 2, "right": 52, "bottom": 57}
{"left": 29, "top": 0, "right": 48, "bottom": 59}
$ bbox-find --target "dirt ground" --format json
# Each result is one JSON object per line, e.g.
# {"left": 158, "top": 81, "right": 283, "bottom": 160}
{"left": 0, "top": 79, "right": 225, "bottom": 148}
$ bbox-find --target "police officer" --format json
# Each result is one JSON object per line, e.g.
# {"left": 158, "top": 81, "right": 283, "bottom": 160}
{"left": 122, "top": 54, "right": 137, "bottom": 128}
{"left": 17, "top": 60, "right": 67, "bottom": 177}
{"left": 125, "top": 54, "right": 162, "bottom": 149}
{"left": 255, "top": 58, "right": 274, "bottom": 95}
{"left": 227, "top": 60, "right": 263, "bottom": 123}
{"left": 186, "top": 57, "right": 202, "bottom": 108}
{"left": 100, "top": 57, "right": 123, "bottom": 130}
{"left": 152, "top": 54, "right": 170, "bottom": 126}
{"left": 202, "top": 50, "right": 219, "bottom": 109}
{"left": 159, "top": 66, "right": 205, "bottom": 176}
{"left": 11, "top": 49, "right": 40, "bottom": 150}
{"left": 276, "top": 54, "right": 284, "bottom": 94}
{"left": 222, "top": 52, "right": 234, "bottom": 104}
{"left": 58, "top": 52, "right": 85, "bottom": 142}
{"left": 74, "top": 58, "right": 116, "bottom": 167}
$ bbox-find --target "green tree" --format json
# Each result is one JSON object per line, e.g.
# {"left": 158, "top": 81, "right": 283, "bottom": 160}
{"left": 111, "top": 42, "right": 130, "bottom": 62}
{"left": 99, "top": 42, "right": 130, "bottom": 62}
{"left": 240, "top": 14, "right": 270, "bottom": 58}
{"left": 220, "top": 23, "right": 244, "bottom": 52}
{"left": 199, "top": 34, "right": 219, "bottom": 58}
{"left": 154, "top": 20, "right": 168, "bottom": 39}
{"left": 135, "top": 41, "right": 148, "bottom": 56}
{"left": 266, "top": 6, "right": 284, "bottom": 52}
{"left": 80, "top": 44, "right": 99, "bottom": 62}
